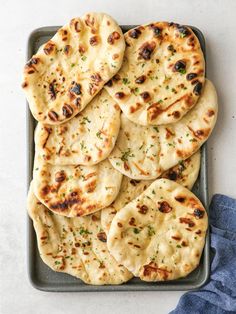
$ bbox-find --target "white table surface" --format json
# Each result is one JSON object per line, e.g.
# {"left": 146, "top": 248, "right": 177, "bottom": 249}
{"left": 0, "top": 0, "right": 235, "bottom": 313}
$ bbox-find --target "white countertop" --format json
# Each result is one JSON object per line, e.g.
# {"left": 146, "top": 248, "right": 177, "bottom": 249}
{"left": 1, "top": 0, "right": 236, "bottom": 313}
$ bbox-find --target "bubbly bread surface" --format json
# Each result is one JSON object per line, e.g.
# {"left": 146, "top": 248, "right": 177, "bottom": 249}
{"left": 105, "top": 22, "right": 205, "bottom": 126}
{"left": 35, "top": 89, "right": 121, "bottom": 165}
{"left": 109, "top": 79, "right": 217, "bottom": 179}
{"left": 33, "top": 155, "right": 122, "bottom": 217}
{"left": 107, "top": 178, "right": 208, "bottom": 281}
{"left": 23, "top": 13, "right": 125, "bottom": 125}
{"left": 27, "top": 184, "right": 132, "bottom": 285}
{"left": 101, "top": 150, "right": 200, "bottom": 234}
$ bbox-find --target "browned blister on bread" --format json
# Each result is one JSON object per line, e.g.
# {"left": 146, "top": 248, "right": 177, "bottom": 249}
{"left": 109, "top": 80, "right": 217, "bottom": 180}
{"left": 107, "top": 179, "right": 208, "bottom": 281}
{"left": 22, "top": 13, "right": 125, "bottom": 125}
{"left": 101, "top": 151, "right": 200, "bottom": 235}
{"left": 35, "top": 89, "right": 120, "bottom": 166}
{"left": 27, "top": 184, "right": 132, "bottom": 284}
{"left": 32, "top": 156, "right": 122, "bottom": 217}
{"left": 105, "top": 22, "right": 205, "bottom": 126}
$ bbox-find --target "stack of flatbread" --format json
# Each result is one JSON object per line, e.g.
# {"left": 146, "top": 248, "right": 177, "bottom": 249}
{"left": 23, "top": 13, "right": 218, "bottom": 285}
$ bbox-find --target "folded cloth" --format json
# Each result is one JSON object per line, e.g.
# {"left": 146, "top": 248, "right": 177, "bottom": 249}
{"left": 170, "top": 194, "right": 236, "bottom": 314}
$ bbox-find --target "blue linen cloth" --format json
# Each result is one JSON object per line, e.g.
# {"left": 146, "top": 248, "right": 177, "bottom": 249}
{"left": 171, "top": 194, "right": 236, "bottom": 314}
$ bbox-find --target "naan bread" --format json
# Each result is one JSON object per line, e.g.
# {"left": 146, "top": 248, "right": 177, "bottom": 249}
{"left": 109, "top": 79, "right": 217, "bottom": 179}
{"left": 27, "top": 184, "right": 132, "bottom": 285}
{"left": 101, "top": 151, "right": 200, "bottom": 235}
{"left": 105, "top": 22, "right": 205, "bottom": 126}
{"left": 22, "top": 13, "right": 125, "bottom": 125}
{"left": 35, "top": 89, "right": 120, "bottom": 166}
{"left": 33, "top": 155, "right": 122, "bottom": 217}
{"left": 107, "top": 178, "right": 208, "bottom": 281}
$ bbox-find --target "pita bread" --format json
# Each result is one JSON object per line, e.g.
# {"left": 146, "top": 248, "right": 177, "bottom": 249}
{"left": 27, "top": 184, "right": 132, "bottom": 285}
{"left": 109, "top": 79, "right": 217, "bottom": 179}
{"left": 107, "top": 178, "right": 208, "bottom": 281}
{"left": 101, "top": 150, "right": 200, "bottom": 235}
{"left": 35, "top": 89, "right": 120, "bottom": 166}
{"left": 22, "top": 13, "right": 125, "bottom": 125}
{"left": 105, "top": 22, "right": 205, "bottom": 126}
{"left": 33, "top": 155, "right": 122, "bottom": 217}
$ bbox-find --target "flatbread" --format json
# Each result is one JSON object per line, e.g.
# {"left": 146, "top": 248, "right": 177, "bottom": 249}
{"left": 105, "top": 22, "right": 205, "bottom": 126}
{"left": 35, "top": 89, "right": 120, "bottom": 166}
{"left": 107, "top": 178, "right": 208, "bottom": 281}
{"left": 33, "top": 155, "right": 123, "bottom": 217}
{"left": 101, "top": 151, "right": 200, "bottom": 235}
{"left": 22, "top": 13, "right": 125, "bottom": 125}
{"left": 109, "top": 79, "right": 217, "bottom": 179}
{"left": 27, "top": 184, "right": 132, "bottom": 285}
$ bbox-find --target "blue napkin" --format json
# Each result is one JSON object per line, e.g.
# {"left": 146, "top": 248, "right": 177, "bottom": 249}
{"left": 171, "top": 194, "right": 236, "bottom": 314}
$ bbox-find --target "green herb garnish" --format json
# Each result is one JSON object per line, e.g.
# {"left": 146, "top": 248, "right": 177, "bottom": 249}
{"left": 122, "top": 78, "right": 130, "bottom": 85}
{"left": 147, "top": 225, "right": 155, "bottom": 236}
{"left": 121, "top": 148, "right": 134, "bottom": 161}
{"left": 96, "top": 131, "right": 102, "bottom": 139}
{"left": 79, "top": 228, "right": 92, "bottom": 235}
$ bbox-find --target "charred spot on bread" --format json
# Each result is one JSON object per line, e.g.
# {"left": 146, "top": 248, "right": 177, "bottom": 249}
{"left": 158, "top": 201, "right": 173, "bottom": 213}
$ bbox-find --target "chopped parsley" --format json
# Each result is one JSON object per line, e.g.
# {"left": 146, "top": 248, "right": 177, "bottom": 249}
{"left": 96, "top": 131, "right": 102, "bottom": 139}
{"left": 122, "top": 78, "right": 130, "bottom": 85}
{"left": 172, "top": 88, "right": 177, "bottom": 93}
{"left": 79, "top": 228, "right": 92, "bottom": 235}
{"left": 81, "top": 116, "right": 91, "bottom": 124}
{"left": 133, "top": 228, "right": 140, "bottom": 234}
{"left": 153, "top": 126, "right": 159, "bottom": 133}
{"left": 131, "top": 87, "right": 139, "bottom": 96}
{"left": 81, "top": 55, "right": 87, "bottom": 61}
{"left": 80, "top": 141, "right": 86, "bottom": 150}
{"left": 147, "top": 225, "right": 155, "bottom": 236}
{"left": 121, "top": 148, "right": 134, "bottom": 161}
{"left": 179, "top": 69, "right": 186, "bottom": 75}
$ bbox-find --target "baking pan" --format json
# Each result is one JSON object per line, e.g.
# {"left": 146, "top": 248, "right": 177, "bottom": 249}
{"left": 26, "top": 25, "right": 209, "bottom": 291}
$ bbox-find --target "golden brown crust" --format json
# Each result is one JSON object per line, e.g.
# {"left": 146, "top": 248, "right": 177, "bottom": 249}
{"left": 27, "top": 184, "right": 132, "bottom": 285}
{"left": 105, "top": 22, "right": 205, "bottom": 126}
{"left": 107, "top": 179, "right": 208, "bottom": 282}
{"left": 35, "top": 89, "right": 121, "bottom": 166}
{"left": 22, "top": 13, "right": 125, "bottom": 125}
{"left": 109, "top": 80, "right": 217, "bottom": 180}
{"left": 33, "top": 156, "right": 122, "bottom": 217}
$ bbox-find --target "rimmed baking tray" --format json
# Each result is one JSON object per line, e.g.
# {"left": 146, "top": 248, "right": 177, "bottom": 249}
{"left": 26, "top": 25, "right": 209, "bottom": 291}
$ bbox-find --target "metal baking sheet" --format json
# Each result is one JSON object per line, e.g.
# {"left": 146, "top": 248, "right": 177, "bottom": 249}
{"left": 26, "top": 25, "right": 209, "bottom": 291}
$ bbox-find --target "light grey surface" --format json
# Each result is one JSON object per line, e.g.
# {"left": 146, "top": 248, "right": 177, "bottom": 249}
{"left": 27, "top": 25, "right": 209, "bottom": 293}
{"left": 0, "top": 0, "right": 236, "bottom": 313}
